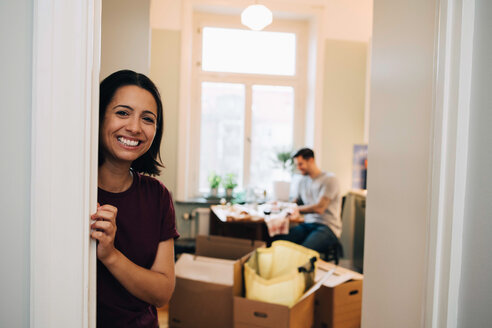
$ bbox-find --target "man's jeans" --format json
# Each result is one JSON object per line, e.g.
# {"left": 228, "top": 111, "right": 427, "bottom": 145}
{"left": 275, "top": 222, "right": 339, "bottom": 253}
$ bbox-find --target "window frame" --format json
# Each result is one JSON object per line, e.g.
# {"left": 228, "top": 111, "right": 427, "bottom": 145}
{"left": 189, "top": 12, "right": 309, "bottom": 195}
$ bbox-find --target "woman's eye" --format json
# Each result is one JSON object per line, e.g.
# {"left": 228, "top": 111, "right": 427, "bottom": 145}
{"left": 143, "top": 117, "right": 155, "bottom": 124}
{"left": 116, "top": 110, "right": 129, "bottom": 116}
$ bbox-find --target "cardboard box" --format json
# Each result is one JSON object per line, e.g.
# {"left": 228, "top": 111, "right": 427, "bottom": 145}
{"left": 169, "top": 235, "right": 265, "bottom": 328}
{"left": 314, "top": 261, "right": 364, "bottom": 328}
{"left": 233, "top": 263, "right": 333, "bottom": 328}
{"left": 234, "top": 289, "right": 317, "bottom": 328}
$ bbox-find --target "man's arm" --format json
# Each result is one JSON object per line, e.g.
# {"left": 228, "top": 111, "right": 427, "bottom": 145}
{"left": 298, "top": 195, "right": 331, "bottom": 215}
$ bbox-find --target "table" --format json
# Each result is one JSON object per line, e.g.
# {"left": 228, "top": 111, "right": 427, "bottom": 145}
{"left": 209, "top": 206, "right": 271, "bottom": 242}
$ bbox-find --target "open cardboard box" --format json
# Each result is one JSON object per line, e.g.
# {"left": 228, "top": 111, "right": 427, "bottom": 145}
{"left": 314, "top": 260, "right": 364, "bottom": 328}
{"left": 169, "top": 235, "right": 265, "bottom": 328}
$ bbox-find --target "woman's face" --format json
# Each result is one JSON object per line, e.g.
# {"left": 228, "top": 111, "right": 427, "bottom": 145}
{"left": 100, "top": 85, "right": 158, "bottom": 167}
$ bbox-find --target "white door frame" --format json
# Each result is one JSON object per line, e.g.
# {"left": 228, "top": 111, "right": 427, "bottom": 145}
{"left": 30, "top": 0, "right": 100, "bottom": 327}
{"left": 425, "top": 0, "right": 475, "bottom": 326}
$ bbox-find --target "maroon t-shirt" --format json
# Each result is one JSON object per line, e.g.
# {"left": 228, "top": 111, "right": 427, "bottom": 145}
{"left": 97, "top": 172, "right": 179, "bottom": 328}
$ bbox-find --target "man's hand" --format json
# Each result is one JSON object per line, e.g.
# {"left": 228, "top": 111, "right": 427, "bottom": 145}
{"left": 286, "top": 205, "right": 303, "bottom": 222}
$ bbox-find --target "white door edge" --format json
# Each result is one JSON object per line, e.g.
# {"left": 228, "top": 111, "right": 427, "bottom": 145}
{"left": 30, "top": 1, "right": 100, "bottom": 327}
{"left": 425, "top": 0, "right": 475, "bottom": 326}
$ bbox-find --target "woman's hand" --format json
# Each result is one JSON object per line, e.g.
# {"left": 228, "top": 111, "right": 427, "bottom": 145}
{"left": 90, "top": 203, "right": 175, "bottom": 306}
{"left": 91, "top": 203, "right": 118, "bottom": 264}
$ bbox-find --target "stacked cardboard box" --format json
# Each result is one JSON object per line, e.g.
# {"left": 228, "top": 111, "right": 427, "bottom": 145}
{"left": 314, "top": 261, "right": 364, "bottom": 328}
{"left": 169, "top": 235, "right": 265, "bottom": 328}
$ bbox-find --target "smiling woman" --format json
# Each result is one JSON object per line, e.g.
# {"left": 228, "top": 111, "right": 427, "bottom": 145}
{"left": 99, "top": 70, "right": 164, "bottom": 176}
{"left": 100, "top": 85, "right": 158, "bottom": 175}
{"left": 94, "top": 70, "right": 179, "bottom": 327}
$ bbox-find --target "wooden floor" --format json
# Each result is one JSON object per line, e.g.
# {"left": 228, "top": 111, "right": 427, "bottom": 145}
{"left": 157, "top": 304, "right": 169, "bottom": 328}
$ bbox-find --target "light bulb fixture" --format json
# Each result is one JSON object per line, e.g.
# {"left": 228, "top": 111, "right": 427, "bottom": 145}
{"left": 241, "top": 4, "right": 273, "bottom": 31}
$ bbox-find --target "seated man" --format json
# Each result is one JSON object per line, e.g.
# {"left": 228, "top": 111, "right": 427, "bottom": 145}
{"left": 277, "top": 148, "right": 342, "bottom": 254}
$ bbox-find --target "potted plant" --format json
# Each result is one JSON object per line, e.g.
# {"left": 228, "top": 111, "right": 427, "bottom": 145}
{"left": 222, "top": 173, "right": 238, "bottom": 198}
{"left": 275, "top": 150, "right": 293, "bottom": 176}
{"left": 208, "top": 172, "right": 221, "bottom": 197}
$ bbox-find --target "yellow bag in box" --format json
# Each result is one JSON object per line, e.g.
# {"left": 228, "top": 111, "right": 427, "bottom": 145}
{"left": 244, "top": 240, "right": 320, "bottom": 307}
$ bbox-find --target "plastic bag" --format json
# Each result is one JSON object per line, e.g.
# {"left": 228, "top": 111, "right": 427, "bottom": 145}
{"left": 244, "top": 240, "right": 319, "bottom": 307}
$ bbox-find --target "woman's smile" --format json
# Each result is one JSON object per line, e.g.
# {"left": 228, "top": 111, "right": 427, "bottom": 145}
{"left": 117, "top": 136, "right": 141, "bottom": 148}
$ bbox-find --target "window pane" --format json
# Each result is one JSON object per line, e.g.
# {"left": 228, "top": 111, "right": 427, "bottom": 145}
{"left": 249, "top": 85, "right": 294, "bottom": 194}
{"left": 202, "top": 27, "right": 296, "bottom": 76}
{"left": 199, "top": 82, "right": 245, "bottom": 192}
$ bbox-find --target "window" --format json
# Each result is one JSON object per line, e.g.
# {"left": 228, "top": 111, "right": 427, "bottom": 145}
{"left": 199, "top": 82, "right": 245, "bottom": 190}
{"left": 250, "top": 85, "right": 294, "bottom": 191}
{"left": 201, "top": 27, "right": 296, "bottom": 76}
{"left": 191, "top": 13, "right": 308, "bottom": 196}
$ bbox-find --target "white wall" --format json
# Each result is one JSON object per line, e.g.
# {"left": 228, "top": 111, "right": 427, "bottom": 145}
{"left": 0, "top": 0, "right": 32, "bottom": 326}
{"left": 321, "top": 39, "right": 367, "bottom": 195}
{"left": 458, "top": 0, "right": 492, "bottom": 325}
{"left": 101, "top": 0, "right": 151, "bottom": 79}
{"left": 362, "top": 0, "right": 436, "bottom": 326}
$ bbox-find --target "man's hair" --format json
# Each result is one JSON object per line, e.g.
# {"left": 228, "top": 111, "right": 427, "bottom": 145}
{"left": 292, "top": 147, "right": 315, "bottom": 160}
{"left": 99, "top": 69, "right": 164, "bottom": 176}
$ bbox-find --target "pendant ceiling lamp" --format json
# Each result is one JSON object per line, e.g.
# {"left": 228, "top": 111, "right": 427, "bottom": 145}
{"left": 241, "top": 3, "right": 273, "bottom": 31}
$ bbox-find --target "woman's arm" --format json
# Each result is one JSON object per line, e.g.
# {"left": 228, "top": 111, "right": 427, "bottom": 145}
{"left": 102, "top": 240, "right": 175, "bottom": 307}
{"left": 91, "top": 204, "right": 175, "bottom": 307}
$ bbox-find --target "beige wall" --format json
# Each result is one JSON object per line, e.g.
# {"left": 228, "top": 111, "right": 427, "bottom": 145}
{"left": 321, "top": 39, "right": 367, "bottom": 195}
{"left": 150, "top": 29, "right": 181, "bottom": 195}
{"left": 362, "top": 0, "right": 436, "bottom": 325}
{"left": 101, "top": 0, "right": 151, "bottom": 79}
{"left": 150, "top": 0, "right": 373, "bottom": 42}
{"left": 323, "top": 0, "right": 373, "bottom": 42}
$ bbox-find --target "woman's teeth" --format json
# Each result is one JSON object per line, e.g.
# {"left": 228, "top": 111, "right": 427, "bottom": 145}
{"left": 118, "top": 137, "right": 140, "bottom": 147}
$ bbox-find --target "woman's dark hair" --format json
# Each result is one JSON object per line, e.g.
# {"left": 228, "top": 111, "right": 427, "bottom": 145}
{"left": 99, "top": 69, "right": 164, "bottom": 176}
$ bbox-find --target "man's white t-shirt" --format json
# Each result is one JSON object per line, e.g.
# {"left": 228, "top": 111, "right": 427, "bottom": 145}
{"left": 296, "top": 172, "right": 342, "bottom": 238}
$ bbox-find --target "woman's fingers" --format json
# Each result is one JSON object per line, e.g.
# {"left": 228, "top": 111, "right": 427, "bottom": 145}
{"left": 90, "top": 204, "right": 118, "bottom": 262}
{"left": 90, "top": 229, "right": 106, "bottom": 241}
{"left": 92, "top": 210, "right": 115, "bottom": 222}
{"left": 91, "top": 220, "right": 115, "bottom": 233}
{"left": 91, "top": 204, "right": 117, "bottom": 222}
{"left": 90, "top": 230, "right": 114, "bottom": 249}
{"left": 98, "top": 204, "right": 117, "bottom": 215}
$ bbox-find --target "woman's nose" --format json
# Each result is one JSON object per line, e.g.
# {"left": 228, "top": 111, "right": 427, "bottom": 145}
{"left": 126, "top": 117, "right": 141, "bottom": 133}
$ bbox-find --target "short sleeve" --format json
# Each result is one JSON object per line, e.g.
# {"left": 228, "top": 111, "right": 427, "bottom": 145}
{"left": 319, "top": 176, "right": 339, "bottom": 201}
{"left": 159, "top": 187, "right": 180, "bottom": 242}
